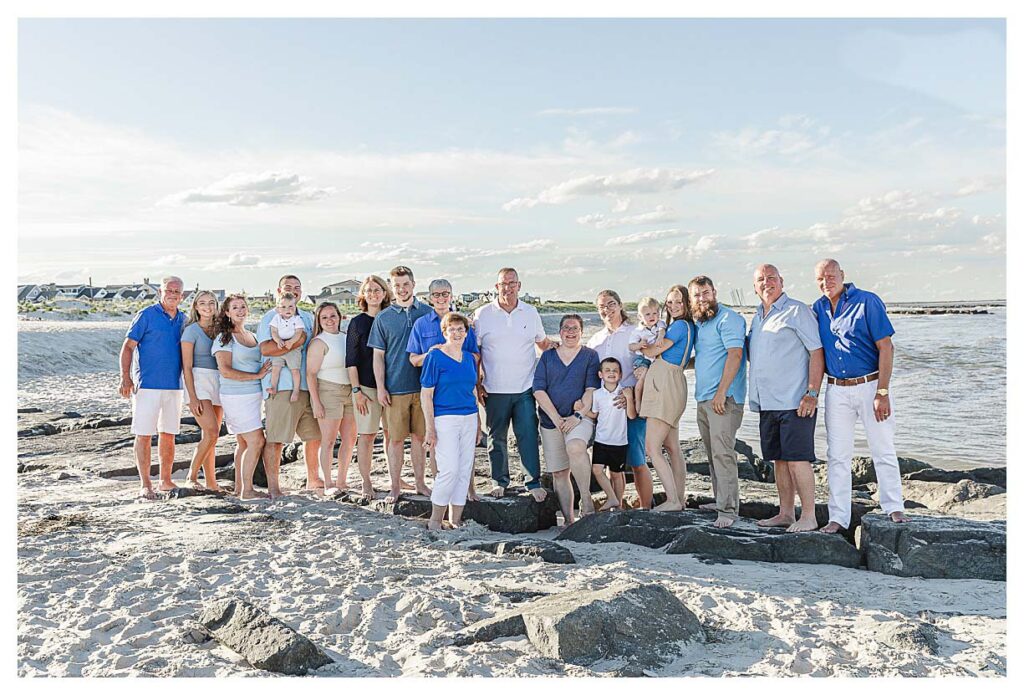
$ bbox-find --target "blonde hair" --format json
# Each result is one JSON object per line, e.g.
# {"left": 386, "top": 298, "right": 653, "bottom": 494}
{"left": 637, "top": 296, "right": 660, "bottom": 312}
{"left": 187, "top": 290, "right": 219, "bottom": 335}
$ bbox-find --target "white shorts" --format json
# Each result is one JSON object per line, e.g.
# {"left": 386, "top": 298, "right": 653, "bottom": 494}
{"left": 192, "top": 368, "right": 222, "bottom": 406}
{"left": 131, "top": 388, "right": 184, "bottom": 436}
{"left": 220, "top": 392, "right": 264, "bottom": 435}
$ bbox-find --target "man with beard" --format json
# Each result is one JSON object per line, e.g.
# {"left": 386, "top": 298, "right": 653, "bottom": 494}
{"left": 689, "top": 275, "right": 747, "bottom": 528}
{"left": 748, "top": 264, "right": 824, "bottom": 532}
{"left": 812, "top": 258, "right": 906, "bottom": 533}
{"left": 369, "top": 265, "right": 433, "bottom": 503}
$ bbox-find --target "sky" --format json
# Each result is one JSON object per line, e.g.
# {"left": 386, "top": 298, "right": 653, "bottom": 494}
{"left": 17, "top": 18, "right": 1006, "bottom": 302}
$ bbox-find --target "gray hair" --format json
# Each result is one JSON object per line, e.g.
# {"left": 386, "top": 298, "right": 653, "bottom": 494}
{"left": 754, "top": 263, "right": 781, "bottom": 278}
{"left": 428, "top": 278, "right": 453, "bottom": 294}
{"left": 815, "top": 258, "right": 842, "bottom": 274}
{"left": 161, "top": 275, "right": 184, "bottom": 289}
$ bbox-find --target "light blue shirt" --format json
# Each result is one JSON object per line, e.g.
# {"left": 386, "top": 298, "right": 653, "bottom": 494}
{"left": 211, "top": 335, "right": 264, "bottom": 395}
{"left": 694, "top": 305, "right": 748, "bottom": 404}
{"left": 181, "top": 322, "right": 218, "bottom": 370}
{"left": 746, "top": 293, "right": 822, "bottom": 412}
{"left": 257, "top": 308, "right": 314, "bottom": 397}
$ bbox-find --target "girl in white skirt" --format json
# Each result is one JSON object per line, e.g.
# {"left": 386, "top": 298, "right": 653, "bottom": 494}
{"left": 212, "top": 294, "right": 271, "bottom": 500}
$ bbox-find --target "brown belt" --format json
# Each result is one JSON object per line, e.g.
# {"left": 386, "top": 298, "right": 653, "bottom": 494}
{"left": 827, "top": 372, "right": 879, "bottom": 387}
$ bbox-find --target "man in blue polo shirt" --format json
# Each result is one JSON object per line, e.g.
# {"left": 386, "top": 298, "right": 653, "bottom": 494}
{"left": 689, "top": 275, "right": 747, "bottom": 529}
{"left": 406, "top": 278, "right": 479, "bottom": 367}
{"left": 118, "top": 276, "right": 186, "bottom": 499}
{"left": 369, "top": 265, "right": 433, "bottom": 503}
{"left": 813, "top": 259, "right": 906, "bottom": 533}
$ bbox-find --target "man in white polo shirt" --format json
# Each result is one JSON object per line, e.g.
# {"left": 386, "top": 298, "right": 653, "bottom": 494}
{"left": 473, "top": 267, "right": 557, "bottom": 502}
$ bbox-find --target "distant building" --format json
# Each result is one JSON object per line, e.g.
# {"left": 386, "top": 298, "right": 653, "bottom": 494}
{"left": 309, "top": 279, "right": 362, "bottom": 306}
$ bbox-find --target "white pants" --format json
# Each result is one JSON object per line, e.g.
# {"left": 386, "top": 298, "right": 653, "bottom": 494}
{"left": 824, "top": 380, "right": 904, "bottom": 527}
{"left": 131, "top": 388, "right": 183, "bottom": 436}
{"left": 430, "top": 414, "right": 477, "bottom": 507}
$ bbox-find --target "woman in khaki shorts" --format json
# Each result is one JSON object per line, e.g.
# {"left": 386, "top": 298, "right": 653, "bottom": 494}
{"left": 307, "top": 302, "right": 359, "bottom": 497}
{"left": 345, "top": 275, "right": 392, "bottom": 500}
{"left": 639, "top": 284, "right": 696, "bottom": 513}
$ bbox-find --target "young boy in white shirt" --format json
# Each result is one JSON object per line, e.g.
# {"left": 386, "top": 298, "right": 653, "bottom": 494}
{"left": 268, "top": 292, "right": 306, "bottom": 402}
{"left": 579, "top": 357, "right": 636, "bottom": 511}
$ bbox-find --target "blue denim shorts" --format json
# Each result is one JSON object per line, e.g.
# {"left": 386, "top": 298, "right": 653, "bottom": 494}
{"left": 632, "top": 355, "right": 652, "bottom": 370}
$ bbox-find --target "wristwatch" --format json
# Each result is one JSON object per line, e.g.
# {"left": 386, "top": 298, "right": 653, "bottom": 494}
{"left": 805, "top": 388, "right": 819, "bottom": 398}
{"left": 352, "top": 386, "right": 362, "bottom": 394}
{"left": 877, "top": 388, "right": 889, "bottom": 397}
{"left": 572, "top": 412, "right": 583, "bottom": 420}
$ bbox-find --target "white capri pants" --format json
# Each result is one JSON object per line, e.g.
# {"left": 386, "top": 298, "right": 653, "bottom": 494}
{"left": 430, "top": 414, "right": 478, "bottom": 507}
{"left": 824, "top": 380, "right": 905, "bottom": 527}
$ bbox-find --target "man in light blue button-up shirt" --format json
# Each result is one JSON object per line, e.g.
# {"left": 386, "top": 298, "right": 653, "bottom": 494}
{"left": 746, "top": 264, "right": 824, "bottom": 533}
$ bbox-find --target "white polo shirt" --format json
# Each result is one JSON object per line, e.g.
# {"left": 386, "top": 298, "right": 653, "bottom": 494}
{"left": 592, "top": 385, "right": 628, "bottom": 445}
{"left": 473, "top": 299, "right": 547, "bottom": 394}
{"left": 586, "top": 322, "right": 637, "bottom": 388}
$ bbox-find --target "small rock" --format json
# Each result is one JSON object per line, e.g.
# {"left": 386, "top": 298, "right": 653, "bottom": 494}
{"left": 874, "top": 620, "right": 939, "bottom": 655}
{"left": 462, "top": 539, "right": 576, "bottom": 564}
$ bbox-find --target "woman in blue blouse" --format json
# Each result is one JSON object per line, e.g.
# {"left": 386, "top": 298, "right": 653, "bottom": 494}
{"left": 420, "top": 312, "right": 482, "bottom": 531}
{"left": 639, "top": 284, "right": 696, "bottom": 512}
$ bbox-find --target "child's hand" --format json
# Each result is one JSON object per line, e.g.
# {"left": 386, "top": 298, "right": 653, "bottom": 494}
{"left": 275, "top": 338, "right": 285, "bottom": 349}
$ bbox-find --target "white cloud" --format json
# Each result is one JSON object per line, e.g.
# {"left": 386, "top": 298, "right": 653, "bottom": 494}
{"left": 953, "top": 176, "right": 1005, "bottom": 197}
{"left": 537, "top": 107, "right": 637, "bottom": 116}
{"left": 579, "top": 205, "right": 679, "bottom": 230}
{"left": 504, "top": 167, "right": 713, "bottom": 211}
{"left": 205, "top": 252, "right": 297, "bottom": 270}
{"left": 152, "top": 254, "right": 187, "bottom": 266}
{"left": 712, "top": 115, "right": 832, "bottom": 159}
{"left": 663, "top": 235, "right": 724, "bottom": 260}
{"left": 605, "top": 228, "right": 685, "bottom": 246}
{"left": 164, "top": 171, "right": 333, "bottom": 207}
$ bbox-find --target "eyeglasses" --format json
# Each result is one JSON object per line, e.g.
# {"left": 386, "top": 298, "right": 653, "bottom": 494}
{"left": 596, "top": 301, "right": 618, "bottom": 310}
{"left": 431, "top": 291, "right": 452, "bottom": 298}
{"left": 560, "top": 326, "right": 581, "bottom": 334}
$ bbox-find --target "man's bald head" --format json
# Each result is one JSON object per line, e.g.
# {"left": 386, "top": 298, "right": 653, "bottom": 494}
{"left": 815, "top": 258, "right": 842, "bottom": 275}
{"left": 753, "top": 264, "right": 784, "bottom": 306}
{"left": 814, "top": 258, "right": 845, "bottom": 300}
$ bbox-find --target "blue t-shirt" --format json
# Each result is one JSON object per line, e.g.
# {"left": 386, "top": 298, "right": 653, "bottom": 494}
{"left": 212, "top": 334, "right": 264, "bottom": 396}
{"left": 257, "top": 308, "right": 314, "bottom": 397}
{"left": 367, "top": 299, "right": 433, "bottom": 395}
{"left": 694, "top": 305, "right": 748, "bottom": 404}
{"left": 532, "top": 347, "right": 602, "bottom": 429}
{"left": 406, "top": 311, "right": 479, "bottom": 356}
{"left": 660, "top": 319, "right": 696, "bottom": 366}
{"left": 181, "top": 322, "right": 218, "bottom": 370}
{"left": 812, "top": 283, "right": 895, "bottom": 379}
{"left": 420, "top": 349, "right": 479, "bottom": 416}
{"left": 126, "top": 303, "right": 185, "bottom": 390}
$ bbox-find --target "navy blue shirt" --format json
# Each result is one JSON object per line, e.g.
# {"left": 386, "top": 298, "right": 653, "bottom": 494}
{"left": 126, "top": 303, "right": 185, "bottom": 390}
{"left": 406, "top": 310, "right": 479, "bottom": 356}
{"left": 532, "top": 347, "right": 602, "bottom": 429}
{"left": 812, "top": 283, "right": 895, "bottom": 378}
{"left": 367, "top": 299, "right": 433, "bottom": 395}
{"left": 420, "top": 349, "right": 479, "bottom": 416}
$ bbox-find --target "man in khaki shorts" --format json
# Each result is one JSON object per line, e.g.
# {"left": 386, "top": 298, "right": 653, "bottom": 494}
{"left": 368, "top": 266, "right": 433, "bottom": 502}
{"left": 258, "top": 274, "right": 321, "bottom": 497}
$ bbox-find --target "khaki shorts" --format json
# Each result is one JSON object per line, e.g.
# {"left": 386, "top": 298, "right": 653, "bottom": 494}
{"left": 317, "top": 380, "right": 354, "bottom": 420}
{"left": 264, "top": 390, "right": 321, "bottom": 443}
{"left": 271, "top": 348, "right": 302, "bottom": 371}
{"left": 385, "top": 392, "right": 426, "bottom": 440}
{"left": 353, "top": 386, "right": 385, "bottom": 435}
{"left": 539, "top": 418, "right": 595, "bottom": 473}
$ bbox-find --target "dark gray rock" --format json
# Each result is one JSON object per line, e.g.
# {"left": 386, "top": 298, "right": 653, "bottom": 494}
{"left": 463, "top": 539, "right": 576, "bottom": 564}
{"left": 849, "top": 456, "right": 933, "bottom": 486}
{"left": 873, "top": 620, "right": 940, "bottom": 655}
{"left": 369, "top": 492, "right": 559, "bottom": 534}
{"left": 679, "top": 438, "right": 764, "bottom": 481}
{"left": 969, "top": 467, "right": 1006, "bottom": 488}
{"left": 897, "top": 479, "right": 1005, "bottom": 514}
{"left": 665, "top": 526, "right": 861, "bottom": 568}
{"left": 857, "top": 513, "right": 1006, "bottom": 581}
{"left": 910, "top": 466, "right": 1007, "bottom": 489}
{"left": 684, "top": 495, "right": 877, "bottom": 544}
{"left": 555, "top": 509, "right": 705, "bottom": 548}
{"left": 197, "top": 598, "right": 332, "bottom": 675}
{"left": 455, "top": 583, "right": 704, "bottom": 667}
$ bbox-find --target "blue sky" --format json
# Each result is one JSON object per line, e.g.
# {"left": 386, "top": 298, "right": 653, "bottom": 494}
{"left": 18, "top": 18, "right": 1006, "bottom": 301}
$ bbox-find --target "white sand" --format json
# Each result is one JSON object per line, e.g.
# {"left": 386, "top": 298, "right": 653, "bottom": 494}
{"left": 17, "top": 465, "right": 1006, "bottom": 677}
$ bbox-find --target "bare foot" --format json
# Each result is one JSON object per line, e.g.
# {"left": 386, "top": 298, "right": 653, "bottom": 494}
{"left": 138, "top": 487, "right": 157, "bottom": 500}
{"left": 490, "top": 486, "right": 505, "bottom": 498}
{"left": 427, "top": 520, "right": 443, "bottom": 531}
{"left": 698, "top": 502, "right": 717, "bottom": 511}
{"left": 384, "top": 489, "right": 402, "bottom": 504}
{"left": 157, "top": 481, "right": 178, "bottom": 492}
{"left": 889, "top": 511, "right": 909, "bottom": 523}
{"left": 290, "top": 391, "right": 300, "bottom": 403}
{"left": 819, "top": 521, "right": 845, "bottom": 534}
{"left": 415, "top": 485, "right": 432, "bottom": 497}
{"left": 360, "top": 481, "right": 376, "bottom": 500}
{"left": 787, "top": 517, "right": 819, "bottom": 533}
{"left": 335, "top": 482, "right": 350, "bottom": 492}
{"left": 653, "top": 500, "right": 683, "bottom": 512}
{"left": 466, "top": 489, "right": 480, "bottom": 502}
{"left": 528, "top": 487, "right": 547, "bottom": 503}
{"left": 306, "top": 479, "right": 325, "bottom": 492}
{"left": 602, "top": 496, "right": 620, "bottom": 512}
{"left": 400, "top": 479, "right": 415, "bottom": 491}
{"left": 188, "top": 479, "right": 205, "bottom": 491}
{"left": 713, "top": 515, "right": 736, "bottom": 528}
{"left": 757, "top": 513, "right": 796, "bottom": 528}
{"left": 239, "top": 488, "right": 269, "bottom": 501}
{"left": 268, "top": 488, "right": 290, "bottom": 500}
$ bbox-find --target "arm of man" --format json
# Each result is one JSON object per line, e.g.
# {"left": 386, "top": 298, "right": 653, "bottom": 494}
{"left": 118, "top": 338, "right": 138, "bottom": 398}
{"left": 711, "top": 347, "right": 744, "bottom": 415}
{"left": 285, "top": 326, "right": 306, "bottom": 350}
{"left": 798, "top": 348, "right": 825, "bottom": 417}
{"left": 372, "top": 348, "right": 391, "bottom": 406}
{"left": 874, "top": 337, "right": 894, "bottom": 422}
{"left": 624, "top": 387, "right": 637, "bottom": 419}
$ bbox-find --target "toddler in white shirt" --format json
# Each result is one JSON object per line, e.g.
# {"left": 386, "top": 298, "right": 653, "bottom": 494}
{"left": 628, "top": 296, "right": 667, "bottom": 406}
{"left": 269, "top": 293, "right": 306, "bottom": 402}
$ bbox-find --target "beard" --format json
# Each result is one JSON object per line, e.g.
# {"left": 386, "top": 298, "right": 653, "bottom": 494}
{"left": 691, "top": 300, "right": 719, "bottom": 323}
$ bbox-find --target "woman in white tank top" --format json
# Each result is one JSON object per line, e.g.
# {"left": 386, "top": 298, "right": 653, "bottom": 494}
{"left": 306, "top": 302, "right": 358, "bottom": 496}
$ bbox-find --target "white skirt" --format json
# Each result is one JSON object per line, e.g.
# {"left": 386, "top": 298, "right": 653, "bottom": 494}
{"left": 192, "top": 367, "right": 222, "bottom": 405}
{"left": 220, "top": 392, "right": 264, "bottom": 435}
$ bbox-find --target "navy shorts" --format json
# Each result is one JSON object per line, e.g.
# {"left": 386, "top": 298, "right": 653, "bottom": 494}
{"left": 592, "top": 441, "right": 629, "bottom": 473}
{"left": 758, "top": 409, "right": 816, "bottom": 462}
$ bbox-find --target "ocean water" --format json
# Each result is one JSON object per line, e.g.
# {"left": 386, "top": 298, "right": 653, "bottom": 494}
{"left": 17, "top": 310, "right": 1006, "bottom": 468}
